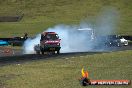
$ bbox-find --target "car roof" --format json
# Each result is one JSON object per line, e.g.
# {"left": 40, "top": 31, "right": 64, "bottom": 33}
{"left": 42, "top": 32, "right": 57, "bottom": 35}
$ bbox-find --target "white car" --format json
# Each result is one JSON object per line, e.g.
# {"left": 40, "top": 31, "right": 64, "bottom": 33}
{"left": 120, "top": 38, "right": 128, "bottom": 46}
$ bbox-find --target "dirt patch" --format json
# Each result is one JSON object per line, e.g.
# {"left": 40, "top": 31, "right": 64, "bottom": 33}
{"left": 0, "top": 81, "right": 5, "bottom": 88}
{"left": 0, "top": 74, "right": 19, "bottom": 80}
{"left": 0, "top": 74, "right": 23, "bottom": 88}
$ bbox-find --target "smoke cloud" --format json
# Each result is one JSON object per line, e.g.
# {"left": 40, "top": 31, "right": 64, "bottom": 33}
{"left": 46, "top": 25, "right": 94, "bottom": 53}
{"left": 23, "top": 34, "right": 41, "bottom": 54}
{"left": 23, "top": 8, "right": 118, "bottom": 54}
{"left": 95, "top": 8, "right": 119, "bottom": 36}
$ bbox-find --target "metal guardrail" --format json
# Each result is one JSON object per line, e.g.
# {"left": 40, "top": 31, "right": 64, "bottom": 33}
{"left": 0, "top": 14, "right": 24, "bottom": 22}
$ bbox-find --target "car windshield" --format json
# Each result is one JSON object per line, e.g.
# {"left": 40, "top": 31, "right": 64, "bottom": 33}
{"left": 107, "top": 35, "right": 120, "bottom": 40}
{"left": 41, "top": 34, "right": 59, "bottom": 40}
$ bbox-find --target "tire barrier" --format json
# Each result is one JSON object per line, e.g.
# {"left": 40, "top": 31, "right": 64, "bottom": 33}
{"left": 0, "top": 14, "right": 24, "bottom": 22}
{"left": 0, "top": 47, "right": 14, "bottom": 56}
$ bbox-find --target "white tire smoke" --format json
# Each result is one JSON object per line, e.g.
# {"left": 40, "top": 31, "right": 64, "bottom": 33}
{"left": 23, "top": 8, "right": 118, "bottom": 54}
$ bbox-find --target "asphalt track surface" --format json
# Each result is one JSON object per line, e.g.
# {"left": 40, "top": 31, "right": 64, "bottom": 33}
{"left": 0, "top": 45, "right": 132, "bottom": 66}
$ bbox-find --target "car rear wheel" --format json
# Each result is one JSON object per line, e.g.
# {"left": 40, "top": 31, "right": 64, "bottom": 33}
{"left": 11, "top": 43, "right": 14, "bottom": 46}
{"left": 57, "top": 50, "right": 60, "bottom": 54}
{"left": 41, "top": 50, "right": 44, "bottom": 54}
{"left": 36, "top": 51, "right": 40, "bottom": 54}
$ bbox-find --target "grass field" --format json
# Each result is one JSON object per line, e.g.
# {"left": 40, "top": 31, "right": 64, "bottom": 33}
{"left": 0, "top": 0, "right": 132, "bottom": 37}
{"left": 0, "top": 50, "right": 132, "bottom": 88}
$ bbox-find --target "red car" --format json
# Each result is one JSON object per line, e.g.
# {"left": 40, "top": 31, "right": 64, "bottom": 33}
{"left": 34, "top": 32, "right": 61, "bottom": 54}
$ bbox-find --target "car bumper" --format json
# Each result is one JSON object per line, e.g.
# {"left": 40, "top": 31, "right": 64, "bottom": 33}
{"left": 42, "top": 46, "right": 61, "bottom": 51}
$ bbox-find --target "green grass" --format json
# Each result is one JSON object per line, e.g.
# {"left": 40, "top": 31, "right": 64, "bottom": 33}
{"left": 0, "top": 0, "right": 132, "bottom": 37}
{"left": 0, "top": 50, "right": 132, "bottom": 88}
{"left": 0, "top": 0, "right": 131, "bottom": 88}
